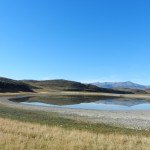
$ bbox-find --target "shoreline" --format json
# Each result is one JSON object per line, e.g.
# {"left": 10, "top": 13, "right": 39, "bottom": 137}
{"left": 0, "top": 92, "right": 150, "bottom": 130}
{"left": 1, "top": 91, "right": 150, "bottom": 99}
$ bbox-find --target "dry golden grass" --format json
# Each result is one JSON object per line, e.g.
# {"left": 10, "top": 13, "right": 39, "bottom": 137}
{"left": 0, "top": 118, "right": 150, "bottom": 150}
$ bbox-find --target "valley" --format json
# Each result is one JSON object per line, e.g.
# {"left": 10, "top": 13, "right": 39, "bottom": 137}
{"left": 0, "top": 77, "right": 150, "bottom": 149}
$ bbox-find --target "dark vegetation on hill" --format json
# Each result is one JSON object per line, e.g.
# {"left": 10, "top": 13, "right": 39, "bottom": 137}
{"left": 113, "top": 88, "right": 148, "bottom": 94}
{"left": 22, "top": 79, "right": 133, "bottom": 94}
{"left": 0, "top": 77, "right": 33, "bottom": 92}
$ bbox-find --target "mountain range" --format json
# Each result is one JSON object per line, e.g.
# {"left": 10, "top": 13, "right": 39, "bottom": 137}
{"left": 22, "top": 79, "right": 131, "bottom": 94}
{"left": 91, "top": 81, "right": 150, "bottom": 90}
{"left": 0, "top": 77, "right": 132, "bottom": 94}
{"left": 1, "top": 77, "right": 149, "bottom": 94}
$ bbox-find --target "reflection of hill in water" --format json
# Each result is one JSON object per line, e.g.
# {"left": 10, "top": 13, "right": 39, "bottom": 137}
{"left": 10, "top": 95, "right": 149, "bottom": 107}
{"left": 11, "top": 95, "right": 116, "bottom": 105}
{"left": 94, "top": 99, "right": 149, "bottom": 107}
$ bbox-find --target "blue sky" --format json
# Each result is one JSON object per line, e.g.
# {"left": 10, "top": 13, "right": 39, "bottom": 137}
{"left": 0, "top": 0, "right": 150, "bottom": 84}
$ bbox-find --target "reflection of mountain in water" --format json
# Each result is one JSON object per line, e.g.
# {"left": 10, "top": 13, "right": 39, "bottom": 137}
{"left": 10, "top": 95, "right": 149, "bottom": 107}
{"left": 10, "top": 95, "right": 117, "bottom": 106}
{"left": 94, "top": 99, "right": 149, "bottom": 107}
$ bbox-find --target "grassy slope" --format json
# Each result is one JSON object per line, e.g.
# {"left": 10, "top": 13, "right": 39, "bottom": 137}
{"left": 0, "top": 77, "right": 33, "bottom": 92}
{"left": 0, "top": 105, "right": 150, "bottom": 150}
{"left": 1, "top": 118, "right": 150, "bottom": 150}
{"left": 22, "top": 79, "right": 133, "bottom": 94}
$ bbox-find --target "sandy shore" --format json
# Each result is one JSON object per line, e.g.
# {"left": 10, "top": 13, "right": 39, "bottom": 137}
{"left": 0, "top": 93, "right": 150, "bottom": 130}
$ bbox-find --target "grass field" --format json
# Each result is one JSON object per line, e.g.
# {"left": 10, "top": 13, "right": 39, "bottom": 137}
{"left": 0, "top": 117, "right": 150, "bottom": 150}
{"left": 0, "top": 104, "right": 150, "bottom": 150}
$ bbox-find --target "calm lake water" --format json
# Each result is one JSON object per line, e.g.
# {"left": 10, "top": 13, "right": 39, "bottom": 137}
{"left": 10, "top": 95, "right": 150, "bottom": 110}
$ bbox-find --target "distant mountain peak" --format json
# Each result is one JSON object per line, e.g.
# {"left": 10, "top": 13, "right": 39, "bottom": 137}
{"left": 91, "top": 81, "right": 147, "bottom": 90}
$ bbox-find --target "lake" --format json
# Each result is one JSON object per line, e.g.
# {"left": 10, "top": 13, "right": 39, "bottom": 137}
{"left": 10, "top": 95, "right": 150, "bottom": 110}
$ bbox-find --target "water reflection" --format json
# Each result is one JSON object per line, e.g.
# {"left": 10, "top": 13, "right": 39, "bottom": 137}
{"left": 10, "top": 95, "right": 150, "bottom": 110}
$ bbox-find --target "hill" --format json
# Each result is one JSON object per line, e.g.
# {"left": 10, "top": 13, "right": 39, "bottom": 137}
{"left": 91, "top": 81, "right": 147, "bottom": 90}
{"left": 0, "top": 77, "right": 33, "bottom": 92}
{"left": 113, "top": 88, "right": 147, "bottom": 94}
{"left": 145, "top": 88, "right": 150, "bottom": 94}
{"left": 22, "top": 79, "right": 133, "bottom": 94}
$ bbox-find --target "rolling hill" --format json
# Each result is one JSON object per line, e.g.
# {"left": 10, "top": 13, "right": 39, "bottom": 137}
{"left": 22, "top": 79, "right": 133, "bottom": 94}
{"left": 1, "top": 77, "right": 142, "bottom": 94}
{"left": 0, "top": 77, "right": 33, "bottom": 92}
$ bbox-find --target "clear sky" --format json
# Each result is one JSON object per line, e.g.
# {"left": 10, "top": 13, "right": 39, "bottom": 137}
{"left": 0, "top": 0, "right": 150, "bottom": 85}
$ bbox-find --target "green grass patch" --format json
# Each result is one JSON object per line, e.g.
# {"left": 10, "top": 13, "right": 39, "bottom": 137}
{"left": 0, "top": 104, "right": 149, "bottom": 136}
